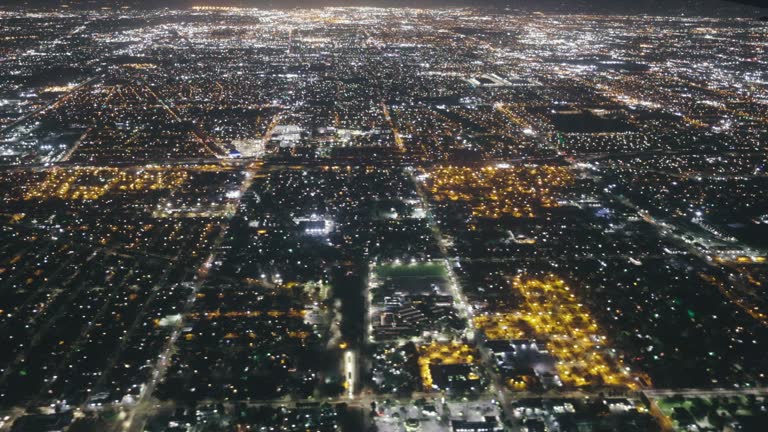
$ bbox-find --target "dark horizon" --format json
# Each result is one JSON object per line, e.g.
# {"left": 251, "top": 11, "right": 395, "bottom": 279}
{"left": 1, "top": 0, "right": 767, "bottom": 14}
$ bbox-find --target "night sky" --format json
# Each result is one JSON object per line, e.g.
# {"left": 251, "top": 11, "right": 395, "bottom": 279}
{"left": 1, "top": 0, "right": 766, "bottom": 14}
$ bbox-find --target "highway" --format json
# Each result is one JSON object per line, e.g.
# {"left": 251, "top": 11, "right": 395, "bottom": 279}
{"left": 0, "top": 76, "right": 100, "bottom": 136}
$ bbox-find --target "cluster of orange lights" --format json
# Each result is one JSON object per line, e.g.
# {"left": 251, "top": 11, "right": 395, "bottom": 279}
{"left": 426, "top": 165, "right": 573, "bottom": 218}
{"left": 24, "top": 167, "right": 189, "bottom": 201}
{"left": 417, "top": 341, "right": 478, "bottom": 391}
{"left": 474, "top": 275, "right": 635, "bottom": 389}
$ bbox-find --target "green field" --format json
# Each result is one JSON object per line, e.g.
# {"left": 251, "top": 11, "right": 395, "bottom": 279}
{"left": 656, "top": 394, "right": 763, "bottom": 431}
{"left": 374, "top": 261, "right": 448, "bottom": 280}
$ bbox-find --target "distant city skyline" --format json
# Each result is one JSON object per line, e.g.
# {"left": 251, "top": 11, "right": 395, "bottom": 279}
{"left": 2, "top": 0, "right": 767, "bottom": 14}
